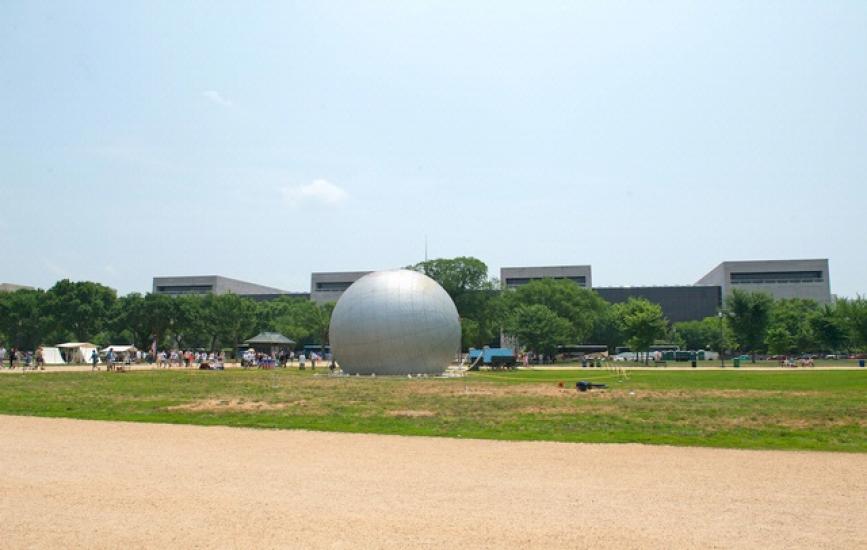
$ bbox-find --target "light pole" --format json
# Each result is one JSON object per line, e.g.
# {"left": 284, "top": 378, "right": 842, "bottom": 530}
{"left": 718, "top": 311, "right": 725, "bottom": 368}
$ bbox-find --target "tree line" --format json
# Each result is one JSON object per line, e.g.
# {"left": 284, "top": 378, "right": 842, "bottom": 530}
{"left": 411, "top": 257, "right": 867, "bottom": 359}
{"left": 0, "top": 280, "right": 333, "bottom": 353}
{"left": 2, "top": 257, "right": 866, "bottom": 359}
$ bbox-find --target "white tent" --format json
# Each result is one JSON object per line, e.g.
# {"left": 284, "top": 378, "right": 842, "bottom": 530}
{"left": 57, "top": 342, "right": 100, "bottom": 364}
{"left": 102, "top": 345, "right": 138, "bottom": 362}
{"left": 39, "top": 347, "right": 65, "bottom": 365}
{"left": 101, "top": 345, "right": 138, "bottom": 354}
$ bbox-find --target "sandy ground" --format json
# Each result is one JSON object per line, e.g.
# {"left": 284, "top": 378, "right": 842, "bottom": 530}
{"left": 1, "top": 416, "right": 865, "bottom": 549}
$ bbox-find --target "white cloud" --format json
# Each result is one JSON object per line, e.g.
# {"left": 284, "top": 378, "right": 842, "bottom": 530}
{"left": 281, "top": 179, "right": 349, "bottom": 207}
{"left": 202, "top": 90, "right": 233, "bottom": 107}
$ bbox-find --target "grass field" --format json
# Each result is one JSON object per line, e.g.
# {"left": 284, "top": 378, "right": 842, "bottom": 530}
{"left": 0, "top": 368, "right": 864, "bottom": 452}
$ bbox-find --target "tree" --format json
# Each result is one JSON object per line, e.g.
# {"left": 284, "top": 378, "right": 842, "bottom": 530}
{"left": 0, "top": 289, "right": 47, "bottom": 350}
{"left": 809, "top": 304, "right": 847, "bottom": 353}
{"left": 768, "top": 298, "right": 820, "bottom": 354}
{"left": 725, "top": 289, "right": 773, "bottom": 362}
{"left": 410, "top": 257, "right": 494, "bottom": 312}
{"left": 410, "top": 257, "right": 503, "bottom": 349}
{"left": 507, "top": 279, "right": 607, "bottom": 344}
{"left": 503, "top": 304, "right": 572, "bottom": 357}
{"left": 200, "top": 294, "right": 257, "bottom": 351}
{"left": 672, "top": 319, "right": 711, "bottom": 351}
{"left": 108, "top": 293, "right": 150, "bottom": 348}
{"left": 264, "top": 297, "right": 332, "bottom": 347}
{"left": 612, "top": 298, "right": 667, "bottom": 364}
{"left": 765, "top": 326, "right": 794, "bottom": 355}
{"left": 170, "top": 295, "right": 206, "bottom": 349}
{"left": 837, "top": 297, "right": 867, "bottom": 351}
{"left": 43, "top": 280, "right": 116, "bottom": 342}
{"left": 590, "top": 307, "right": 623, "bottom": 354}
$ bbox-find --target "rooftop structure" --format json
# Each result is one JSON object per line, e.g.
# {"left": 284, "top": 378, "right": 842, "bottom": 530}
{"left": 696, "top": 259, "right": 831, "bottom": 304}
{"left": 152, "top": 276, "right": 302, "bottom": 300}
{"left": 0, "top": 283, "right": 34, "bottom": 292}
{"left": 500, "top": 265, "right": 592, "bottom": 290}
{"left": 310, "top": 271, "right": 372, "bottom": 304}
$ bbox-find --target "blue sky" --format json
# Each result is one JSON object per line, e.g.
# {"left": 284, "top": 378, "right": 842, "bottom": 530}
{"left": 2, "top": 2, "right": 865, "bottom": 297}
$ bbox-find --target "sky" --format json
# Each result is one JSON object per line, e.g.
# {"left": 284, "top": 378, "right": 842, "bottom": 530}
{"left": 2, "top": 2, "right": 865, "bottom": 297}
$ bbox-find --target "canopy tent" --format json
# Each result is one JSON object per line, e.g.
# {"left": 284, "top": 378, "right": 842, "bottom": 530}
{"left": 244, "top": 332, "right": 295, "bottom": 355}
{"left": 38, "top": 347, "right": 65, "bottom": 365}
{"left": 57, "top": 342, "right": 100, "bottom": 364}
{"left": 102, "top": 345, "right": 138, "bottom": 362}
{"left": 101, "top": 345, "right": 138, "bottom": 354}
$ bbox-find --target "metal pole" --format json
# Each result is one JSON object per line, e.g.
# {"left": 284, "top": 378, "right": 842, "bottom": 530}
{"left": 719, "top": 312, "right": 725, "bottom": 368}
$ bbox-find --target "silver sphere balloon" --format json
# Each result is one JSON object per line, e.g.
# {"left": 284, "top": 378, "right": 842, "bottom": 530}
{"left": 329, "top": 269, "right": 461, "bottom": 375}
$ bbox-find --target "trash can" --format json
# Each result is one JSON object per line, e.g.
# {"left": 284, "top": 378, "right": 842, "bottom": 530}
{"left": 733, "top": 357, "right": 741, "bottom": 368}
{"left": 860, "top": 359, "right": 865, "bottom": 368}
{"left": 691, "top": 360, "right": 697, "bottom": 368}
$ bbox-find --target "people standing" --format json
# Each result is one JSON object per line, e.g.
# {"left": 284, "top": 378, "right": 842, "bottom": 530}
{"left": 298, "top": 352, "right": 306, "bottom": 370}
{"left": 91, "top": 349, "right": 99, "bottom": 371}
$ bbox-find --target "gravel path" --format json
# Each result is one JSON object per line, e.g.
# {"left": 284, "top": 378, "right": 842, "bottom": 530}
{"left": 1, "top": 416, "right": 864, "bottom": 549}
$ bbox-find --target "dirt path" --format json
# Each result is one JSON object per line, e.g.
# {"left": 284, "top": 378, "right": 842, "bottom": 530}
{"left": 1, "top": 416, "right": 864, "bottom": 549}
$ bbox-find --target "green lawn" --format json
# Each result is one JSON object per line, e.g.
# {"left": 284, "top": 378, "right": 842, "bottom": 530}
{"left": 0, "top": 368, "right": 864, "bottom": 452}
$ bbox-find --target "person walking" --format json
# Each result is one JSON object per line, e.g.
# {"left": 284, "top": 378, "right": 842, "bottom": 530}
{"left": 91, "top": 349, "right": 99, "bottom": 371}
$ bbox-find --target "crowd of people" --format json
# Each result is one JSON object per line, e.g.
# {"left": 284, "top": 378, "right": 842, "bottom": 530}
{"left": 0, "top": 347, "right": 45, "bottom": 370}
{"left": 0, "top": 345, "right": 341, "bottom": 372}
{"left": 153, "top": 350, "right": 225, "bottom": 370}
{"left": 240, "top": 349, "right": 336, "bottom": 371}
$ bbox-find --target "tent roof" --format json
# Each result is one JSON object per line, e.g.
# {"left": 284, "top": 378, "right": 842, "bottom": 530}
{"left": 102, "top": 345, "right": 137, "bottom": 353}
{"left": 57, "top": 342, "right": 96, "bottom": 348}
{"left": 244, "top": 332, "right": 295, "bottom": 345}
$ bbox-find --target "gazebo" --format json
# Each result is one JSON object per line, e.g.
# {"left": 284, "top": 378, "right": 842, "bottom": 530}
{"left": 243, "top": 332, "right": 295, "bottom": 356}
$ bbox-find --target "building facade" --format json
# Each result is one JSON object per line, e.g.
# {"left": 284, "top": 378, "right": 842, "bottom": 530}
{"left": 696, "top": 259, "right": 831, "bottom": 304}
{"left": 0, "top": 283, "right": 34, "bottom": 293}
{"left": 500, "top": 265, "right": 592, "bottom": 290}
{"left": 594, "top": 285, "right": 722, "bottom": 323}
{"left": 152, "top": 276, "right": 302, "bottom": 301}
{"left": 310, "top": 271, "right": 372, "bottom": 304}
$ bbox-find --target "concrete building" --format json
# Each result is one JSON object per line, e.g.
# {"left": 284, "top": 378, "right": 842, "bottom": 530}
{"left": 310, "top": 271, "right": 372, "bottom": 304}
{"left": 500, "top": 265, "right": 592, "bottom": 290}
{"left": 696, "top": 259, "right": 831, "bottom": 304}
{"left": 152, "top": 276, "right": 303, "bottom": 301}
{"left": 0, "top": 283, "right": 34, "bottom": 292}
{"left": 594, "top": 285, "right": 722, "bottom": 323}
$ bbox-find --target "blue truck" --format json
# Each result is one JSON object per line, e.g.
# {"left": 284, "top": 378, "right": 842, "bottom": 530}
{"left": 467, "top": 347, "right": 517, "bottom": 370}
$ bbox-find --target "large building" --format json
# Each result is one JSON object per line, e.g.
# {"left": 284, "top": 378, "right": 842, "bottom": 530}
{"left": 310, "top": 271, "right": 372, "bottom": 304}
{"left": 696, "top": 259, "right": 831, "bottom": 304}
{"left": 153, "top": 258, "right": 832, "bottom": 322}
{"left": 500, "top": 258, "right": 831, "bottom": 323}
{"left": 152, "top": 275, "right": 305, "bottom": 301}
{"left": 593, "top": 285, "right": 722, "bottom": 324}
